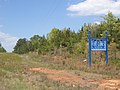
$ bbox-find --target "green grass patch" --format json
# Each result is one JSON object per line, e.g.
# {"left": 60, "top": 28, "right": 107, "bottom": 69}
{"left": 110, "top": 59, "right": 120, "bottom": 67}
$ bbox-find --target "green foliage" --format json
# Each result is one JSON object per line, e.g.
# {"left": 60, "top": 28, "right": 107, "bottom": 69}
{"left": 37, "top": 35, "right": 49, "bottom": 54}
{"left": 13, "top": 38, "right": 29, "bottom": 54}
{"left": 0, "top": 43, "right": 6, "bottom": 52}
{"left": 30, "top": 35, "right": 41, "bottom": 51}
{"left": 47, "top": 28, "right": 79, "bottom": 54}
{"left": 111, "top": 59, "right": 120, "bottom": 67}
{"left": 13, "top": 12, "right": 120, "bottom": 56}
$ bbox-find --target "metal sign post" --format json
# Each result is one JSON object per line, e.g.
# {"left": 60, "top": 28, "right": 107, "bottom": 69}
{"left": 105, "top": 32, "right": 108, "bottom": 65}
{"left": 88, "top": 31, "right": 92, "bottom": 66}
{"left": 88, "top": 31, "right": 108, "bottom": 66}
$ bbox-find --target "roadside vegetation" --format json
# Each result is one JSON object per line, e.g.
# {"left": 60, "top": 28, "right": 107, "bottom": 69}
{"left": 12, "top": 12, "right": 120, "bottom": 71}
{"left": 0, "top": 52, "right": 119, "bottom": 90}
{"left": 13, "top": 12, "right": 120, "bottom": 55}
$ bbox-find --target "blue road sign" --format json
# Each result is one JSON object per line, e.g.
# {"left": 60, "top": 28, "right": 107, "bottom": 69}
{"left": 88, "top": 31, "right": 108, "bottom": 66}
{"left": 91, "top": 38, "right": 106, "bottom": 51}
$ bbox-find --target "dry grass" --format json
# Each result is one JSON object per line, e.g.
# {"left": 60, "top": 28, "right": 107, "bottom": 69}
{"left": 0, "top": 52, "right": 119, "bottom": 90}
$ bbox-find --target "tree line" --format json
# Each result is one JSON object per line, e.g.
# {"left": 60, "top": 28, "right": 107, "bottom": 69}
{"left": 13, "top": 12, "right": 120, "bottom": 55}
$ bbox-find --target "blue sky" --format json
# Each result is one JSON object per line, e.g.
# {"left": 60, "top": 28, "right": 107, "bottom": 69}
{"left": 0, "top": 0, "right": 120, "bottom": 52}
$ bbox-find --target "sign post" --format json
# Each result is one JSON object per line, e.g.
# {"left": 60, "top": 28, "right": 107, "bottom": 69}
{"left": 88, "top": 31, "right": 108, "bottom": 66}
{"left": 88, "top": 31, "right": 92, "bottom": 66}
{"left": 105, "top": 32, "right": 108, "bottom": 65}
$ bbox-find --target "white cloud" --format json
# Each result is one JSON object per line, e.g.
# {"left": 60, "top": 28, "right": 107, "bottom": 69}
{"left": 94, "top": 21, "right": 100, "bottom": 25}
{"left": 0, "top": 31, "right": 18, "bottom": 52}
{"left": 67, "top": 0, "right": 120, "bottom": 16}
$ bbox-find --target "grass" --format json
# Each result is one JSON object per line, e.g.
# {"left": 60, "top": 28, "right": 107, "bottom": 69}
{"left": 0, "top": 53, "right": 93, "bottom": 90}
{"left": 0, "top": 52, "right": 119, "bottom": 90}
{"left": 0, "top": 53, "right": 28, "bottom": 90}
{"left": 23, "top": 52, "right": 120, "bottom": 78}
{"left": 110, "top": 59, "right": 120, "bottom": 67}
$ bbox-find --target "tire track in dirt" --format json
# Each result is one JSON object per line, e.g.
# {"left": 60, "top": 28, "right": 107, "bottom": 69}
{"left": 30, "top": 68, "right": 120, "bottom": 90}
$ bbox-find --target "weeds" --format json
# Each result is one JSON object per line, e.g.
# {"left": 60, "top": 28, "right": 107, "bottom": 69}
{"left": 0, "top": 52, "right": 120, "bottom": 90}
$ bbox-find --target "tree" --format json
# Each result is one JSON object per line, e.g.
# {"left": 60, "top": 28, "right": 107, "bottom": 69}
{"left": 47, "top": 28, "right": 62, "bottom": 49}
{"left": 13, "top": 38, "right": 29, "bottom": 54}
{"left": 38, "top": 35, "right": 49, "bottom": 54}
{"left": 29, "top": 35, "right": 49, "bottom": 54}
{"left": 113, "top": 18, "right": 120, "bottom": 49}
{"left": 0, "top": 43, "right": 6, "bottom": 52}
{"left": 102, "top": 12, "right": 118, "bottom": 42}
{"left": 30, "top": 35, "right": 41, "bottom": 52}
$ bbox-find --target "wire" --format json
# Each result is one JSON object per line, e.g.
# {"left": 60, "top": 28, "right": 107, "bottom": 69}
{"left": 48, "top": 0, "right": 61, "bottom": 17}
{"left": 42, "top": 0, "right": 61, "bottom": 25}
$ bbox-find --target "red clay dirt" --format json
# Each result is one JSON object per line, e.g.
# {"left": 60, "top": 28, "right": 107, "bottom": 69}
{"left": 30, "top": 68, "right": 120, "bottom": 90}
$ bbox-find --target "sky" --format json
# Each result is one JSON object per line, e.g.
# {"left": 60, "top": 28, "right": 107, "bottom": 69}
{"left": 0, "top": 0, "right": 120, "bottom": 52}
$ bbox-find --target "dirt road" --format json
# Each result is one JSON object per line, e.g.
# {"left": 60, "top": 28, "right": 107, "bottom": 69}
{"left": 30, "top": 68, "right": 120, "bottom": 90}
